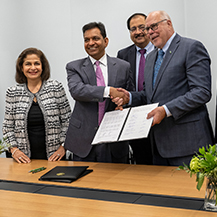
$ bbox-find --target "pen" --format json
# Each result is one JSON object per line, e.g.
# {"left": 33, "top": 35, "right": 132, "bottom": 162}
{"left": 28, "top": 167, "right": 46, "bottom": 174}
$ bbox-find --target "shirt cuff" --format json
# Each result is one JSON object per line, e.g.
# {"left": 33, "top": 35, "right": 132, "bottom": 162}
{"left": 104, "top": 86, "right": 110, "bottom": 98}
{"left": 128, "top": 92, "right": 132, "bottom": 105}
{"left": 163, "top": 105, "right": 172, "bottom": 117}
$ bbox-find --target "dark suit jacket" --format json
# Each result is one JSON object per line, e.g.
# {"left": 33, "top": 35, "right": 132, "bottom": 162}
{"left": 117, "top": 44, "right": 137, "bottom": 87}
{"left": 64, "top": 55, "right": 134, "bottom": 158}
{"left": 131, "top": 34, "right": 214, "bottom": 158}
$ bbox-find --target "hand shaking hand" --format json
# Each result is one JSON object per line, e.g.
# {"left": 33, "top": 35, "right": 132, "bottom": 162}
{"left": 110, "top": 87, "right": 130, "bottom": 108}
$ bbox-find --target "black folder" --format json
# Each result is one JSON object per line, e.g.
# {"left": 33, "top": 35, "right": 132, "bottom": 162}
{"left": 39, "top": 166, "right": 92, "bottom": 183}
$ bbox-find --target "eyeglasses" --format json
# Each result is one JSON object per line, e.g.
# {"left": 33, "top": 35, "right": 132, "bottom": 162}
{"left": 144, "top": 19, "right": 167, "bottom": 34}
{"left": 129, "top": 25, "right": 146, "bottom": 33}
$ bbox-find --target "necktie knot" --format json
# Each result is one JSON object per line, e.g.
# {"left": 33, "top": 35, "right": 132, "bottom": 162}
{"left": 139, "top": 49, "right": 146, "bottom": 56}
{"left": 95, "top": 60, "right": 100, "bottom": 66}
{"left": 95, "top": 61, "right": 103, "bottom": 80}
{"left": 158, "top": 49, "right": 164, "bottom": 57}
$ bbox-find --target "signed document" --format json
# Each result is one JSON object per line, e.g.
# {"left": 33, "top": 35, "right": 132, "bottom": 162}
{"left": 92, "top": 103, "right": 159, "bottom": 145}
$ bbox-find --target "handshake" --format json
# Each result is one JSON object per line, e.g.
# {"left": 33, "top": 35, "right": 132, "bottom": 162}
{"left": 109, "top": 87, "right": 130, "bottom": 109}
{"left": 109, "top": 87, "right": 167, "bottom": 127}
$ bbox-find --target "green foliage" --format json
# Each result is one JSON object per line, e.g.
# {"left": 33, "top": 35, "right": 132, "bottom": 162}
{"left": 0, "top": 137, "right": 11, "bottom": 154}
{"left": 177, "top": 144, "right": 217, "bottom": 191}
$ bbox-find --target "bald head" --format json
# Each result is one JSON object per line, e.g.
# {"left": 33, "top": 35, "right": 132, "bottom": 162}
{"left": 145, "top": 11, "right": 174, "bottom": 49}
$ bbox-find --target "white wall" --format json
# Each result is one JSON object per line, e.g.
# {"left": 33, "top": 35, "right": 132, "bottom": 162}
{"left": 184, "top": 0, "right": 217, "bottom": 131}
{"left": 0, "top": 0, "right": 216, "bottom": 157}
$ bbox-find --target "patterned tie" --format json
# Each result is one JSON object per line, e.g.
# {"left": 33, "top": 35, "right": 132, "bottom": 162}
{"left": 153, "top": 49, "right": 164, "bottom": 88}
{"left": 95, "top": 61, "right": 106, "bottom": 125}
{"left": 138, "top": 49, "right": 146, "bottom": 91}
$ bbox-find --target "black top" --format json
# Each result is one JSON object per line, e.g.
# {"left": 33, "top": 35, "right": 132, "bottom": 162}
{"left": 28, "top": 101, "right": 47, "bottom": 159}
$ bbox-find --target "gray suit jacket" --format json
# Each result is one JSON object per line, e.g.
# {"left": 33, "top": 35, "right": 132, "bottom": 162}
{"left": 131, "top": 34, "right": 214, "bottom": 158}
{"left": 64, "top": 55, "right": 134, "bottom": 158}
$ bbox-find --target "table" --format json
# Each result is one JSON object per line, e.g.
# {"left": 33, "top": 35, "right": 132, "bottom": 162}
{"left": 0, "top": 158, "right": 216, "bottom": 216}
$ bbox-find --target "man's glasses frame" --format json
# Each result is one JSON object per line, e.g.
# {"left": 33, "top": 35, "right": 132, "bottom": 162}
{"left": 144, "top": 19, "right": 167, "bottom": 34}
{"left": 129, "top": 25, "right": 146, "bottom": 33}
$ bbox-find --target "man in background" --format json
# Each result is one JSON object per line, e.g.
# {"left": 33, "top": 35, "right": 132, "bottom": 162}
{"left": 64, "top": 22, "right": 134, "bottom": 163}
{"left": 117, "top": 13, "right": 154, "bottom": 164}
{"left": 113, "top": 10, "right": 214, "bottom": 166}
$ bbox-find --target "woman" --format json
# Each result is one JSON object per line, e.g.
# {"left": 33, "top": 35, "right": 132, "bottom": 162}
{"left": 3, "top": 48, "right": 71, "bottom": 163}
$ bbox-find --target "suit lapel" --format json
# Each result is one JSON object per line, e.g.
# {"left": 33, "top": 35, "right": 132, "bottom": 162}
{"left": 151, "top": 34, "right": 181, "bottom": 99}
{"left": 82, "top": 57, "right": 96, "bottom": 85}
{"left": 146, "top": 49, "right": 158, "bottom": 99}
{"left": 128, "top": 45, "right": 137, "bottom": 83}
{"left": 106, "top": 55, "right": 117, "bottom": 110}
{"left": 107, "top": 55, "right": 117, "bottom": 87}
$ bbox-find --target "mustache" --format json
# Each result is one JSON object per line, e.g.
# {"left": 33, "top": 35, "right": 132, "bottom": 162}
{"left": 135, "top": 33, "right": 145, "bottom": 38}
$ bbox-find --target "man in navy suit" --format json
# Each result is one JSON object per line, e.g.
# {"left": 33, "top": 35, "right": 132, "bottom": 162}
{"left": 117, "top": 13, "right": 154, "bottom": 165}
{"left": 113, "top": 11, "right": 214, "bottom": 166}
{"left": 64, "top": 22, "right": 134, "bottom": 163}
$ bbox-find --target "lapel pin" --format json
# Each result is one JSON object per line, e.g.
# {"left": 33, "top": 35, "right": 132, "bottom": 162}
{"left": 169, "top": 51, "right": 172, "bottom": 54}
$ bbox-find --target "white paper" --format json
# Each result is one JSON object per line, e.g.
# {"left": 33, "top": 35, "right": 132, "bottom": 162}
{"left": 119, "top": 103, "right": 159, "bottom": 141}
{"left": 91, "top": 108, "right": 130, "bottom": 145}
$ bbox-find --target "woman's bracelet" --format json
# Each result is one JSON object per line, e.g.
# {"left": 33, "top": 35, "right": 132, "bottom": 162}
{"left": 11, "top": 148, "right": 19, "bottom": 156}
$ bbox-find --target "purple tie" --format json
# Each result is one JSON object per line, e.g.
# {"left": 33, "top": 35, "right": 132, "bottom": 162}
{"left": 95, "top": 61, "right": 106, "bottom": 125}
{"left": 138, "top": 49, "right": 146, "bottom": 91}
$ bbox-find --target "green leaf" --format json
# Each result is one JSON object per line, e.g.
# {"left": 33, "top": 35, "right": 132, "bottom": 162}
{"left": 196, "top": 172, "right": 204, "bottom": 190}
{"left": 199, "top": 147, "right": 205, "bottom": 155}
{"left": 183, "top": 162, "right": 190, "bottom": 170}
{"left": 210, "top": 145, "right": 216, "bottom": 155}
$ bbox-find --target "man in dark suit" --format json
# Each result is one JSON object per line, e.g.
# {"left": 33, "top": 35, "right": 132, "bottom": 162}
{"left": 117, "top": 13, "right": 154, "bottom": 165}
{"left": 113, "top": 10, "right": 214, "bottom": 166}
{"left": 64, "top": 22, "right": 134, "bottom": 163}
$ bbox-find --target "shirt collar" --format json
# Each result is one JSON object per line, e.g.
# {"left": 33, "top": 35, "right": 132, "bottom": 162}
{"left": 136, "top": 42, "right": 154, "bottom": 54}
{"left": 89, "top": 54, "right": 107, "bottom": 66}
{"left": 161, "top": 32, "right": 176, "bottom": 53}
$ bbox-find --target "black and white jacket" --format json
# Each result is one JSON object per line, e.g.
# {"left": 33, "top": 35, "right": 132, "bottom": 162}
{"left": 3, "top": 79, "right": 71, "bottom": 158}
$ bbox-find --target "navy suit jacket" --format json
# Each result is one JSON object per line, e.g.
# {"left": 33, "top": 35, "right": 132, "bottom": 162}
{"left": 64, "top": 55, "right": 134, "bottom": 158}
{"left": 131, "top": 34, "right": 214, "bottom": 158}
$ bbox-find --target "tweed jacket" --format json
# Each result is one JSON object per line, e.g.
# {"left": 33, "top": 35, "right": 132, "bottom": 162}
{"left": 3, "top": 79, "right": 71, "bottom": 158}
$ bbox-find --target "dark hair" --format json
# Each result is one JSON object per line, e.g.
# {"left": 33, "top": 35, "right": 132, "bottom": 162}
{"left": 127, "top": 13, "right": 147, "bottom": 30}
{"left": 16, "top": 47, "right": 50, "bottom": 84}
{"left": 82, "top": 22, "right": 107, "bottom": 38}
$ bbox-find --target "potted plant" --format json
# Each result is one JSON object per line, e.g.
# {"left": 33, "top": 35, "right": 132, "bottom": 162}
{"left": 0, "top": 137, "right": 11, "bottom": 155}
{"left": 177, "top": 144, "right": 217, "bottom": 211}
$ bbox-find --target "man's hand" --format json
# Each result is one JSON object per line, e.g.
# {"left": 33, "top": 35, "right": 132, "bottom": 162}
{"left": 115, "top": 105, "right": 124, "bottom": 111}
{"left": 110, "top": 87, "right": 130, "bottom": 106}
{"left": 147, "top": 106, "right": 166, "bottom": 126}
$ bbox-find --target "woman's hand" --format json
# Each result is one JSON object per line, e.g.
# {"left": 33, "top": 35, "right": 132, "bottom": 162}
{"left": 48, "top": 145, "right": 65, "bottom": 161}
{"left": 11, "top": 147, "right": 31, "bottom": 164}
